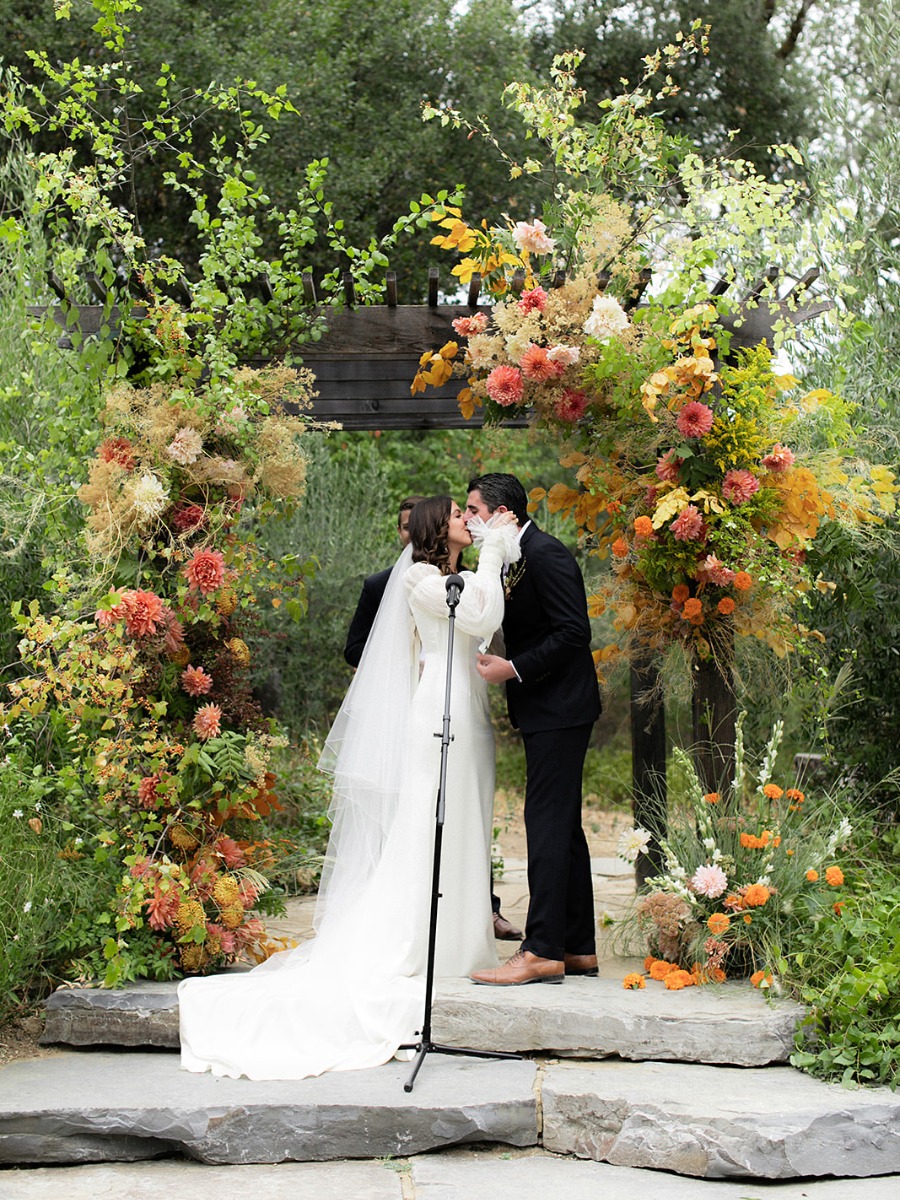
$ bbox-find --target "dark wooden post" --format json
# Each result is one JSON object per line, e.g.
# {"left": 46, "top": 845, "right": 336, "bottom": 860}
{"left": 690, "top": 626, "right": 737, "bottom": 803}
{"left": 630, "top": 647, "right": 667, "bottom": 886}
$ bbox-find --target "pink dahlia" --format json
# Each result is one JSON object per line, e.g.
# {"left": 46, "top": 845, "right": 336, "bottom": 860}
{"left": 95, "top": 597, "right": 125, "bottom": 628}
{"left": 761, "top": 443, "right": 796, "bottom": 472}
{"left": 214, "top": 836, "right": 246, "bottom": 869}
{"left": 676, "top": 401, "right": 714, "bottom": 439}
{"left": 193, "top": 703, "right": 222, "bottom": 741}
{"left": 555, "top": 388, "right": 588, "bottom": 423}
{"left": 520, "top": 343, "right": 563, "bottom": 382}
{"left": 184, "top": 548, "right": 226, "bottom": 594}
{"left": 137, "top": 774, "right": 161, "bottom": 809}
{"left": 452, "top": 312, "right": 489, "bottom": 338}
{"left": 722, "top": 469, "right": 761, "bottom": 504}
{"left": 670, "top": 505, "right": 706, "bottom": 542}
{"left": 517, "top": 287, "right": 548, "bottom": 314}
{"left": 655, "top": 450, "right": 683, "bottom": 483}
{"left": 691, "top": 864, "right": 729, "bottom": 899}
{"left": 146, "top": 886, "right": 181, "bottom": 932}
{"left": 696, "top": 554, "right": 736, "bottom": 586}
{"left": 121, "top": 589, "right": 166, "bottom": 637}
{"left": 547, "top": 344, "right": 580, "bottom": 368}
{"left": 171, "top": 503, "right": 206, "bottom": 533}
{"left": 98, "top": 437, "right": 135, "bottom": 471}
{"left": 181, "top": 665, "right": 213, "bottom": 697}
{"left": 511, "top": 218, "right": 556, "bottom": 255}
{"left": 486, "top": 365, "right": 524, "bottom": 407}
{"left": 162, "top": 608, "right": 185, "bottom": 656}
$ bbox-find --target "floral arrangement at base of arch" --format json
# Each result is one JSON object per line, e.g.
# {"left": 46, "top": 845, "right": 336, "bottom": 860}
{"left": 4, "top": 366, "right": 320, "bottom": 983}
{"left": 615, "top": 721, "right": 852, "bottom": 990}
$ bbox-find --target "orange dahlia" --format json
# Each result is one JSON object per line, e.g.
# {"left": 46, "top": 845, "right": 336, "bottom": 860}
{"left": 193, "top": 703, "right": 222, "bottom": 741}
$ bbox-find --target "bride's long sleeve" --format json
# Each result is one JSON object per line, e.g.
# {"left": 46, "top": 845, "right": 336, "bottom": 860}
{"left": 405, "top": 525, "right": 519, "bottom": 642}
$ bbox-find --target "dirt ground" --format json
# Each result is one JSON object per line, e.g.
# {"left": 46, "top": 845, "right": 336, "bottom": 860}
{"left": 493, "top": 789, "right": 628, "bottom": 859}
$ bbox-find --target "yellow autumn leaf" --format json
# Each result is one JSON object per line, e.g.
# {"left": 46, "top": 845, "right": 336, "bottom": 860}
{"left": 587, "top": 593, "right": 607, "bottom": 618}
{"left": 545, "top": 482, "right": 582, "bottom": 515}
{"left": 438, "top": 341, "right": 459, "bottom": 359}
{"left": 773, "top": 373, "right": 800, "bottom": 391}
{"left": 690, "top": 488, "right": 725, "bottom": 515}
{"left": 652, "top": 487, "right": 690, "bottom": 528}
{"left": 559, "top": 451, "right": 588, "bottom": 468}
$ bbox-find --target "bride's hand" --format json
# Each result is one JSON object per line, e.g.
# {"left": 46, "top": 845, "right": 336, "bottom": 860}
{"left": 486, "top": 511, "right": 518, "bottom": 529}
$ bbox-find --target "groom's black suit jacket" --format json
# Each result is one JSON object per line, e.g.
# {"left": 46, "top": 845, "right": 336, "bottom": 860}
{"left": 343, "top": 567, "right": 392, "bottom": 668}
{"left": 502, "top": 522, "right": 601, "bottom": 734}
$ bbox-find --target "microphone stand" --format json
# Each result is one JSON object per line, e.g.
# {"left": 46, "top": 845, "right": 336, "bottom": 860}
{"left": 403, "top": 573, "right": 521, "bottom": 1093}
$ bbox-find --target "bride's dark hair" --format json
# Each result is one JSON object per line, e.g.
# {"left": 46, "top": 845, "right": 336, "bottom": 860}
{"left": 408, "top": 495, "right": 454, "bottom": 575}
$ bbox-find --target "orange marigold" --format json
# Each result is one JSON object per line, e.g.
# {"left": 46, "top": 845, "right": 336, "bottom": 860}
{"left": 806, "top": 868, "right": 819, "bottom": 882}
{"left": 672, "top": 583, "right": 690, "bottom": 604}
{"left": 664, "top": 969, "right": 695, "bottom": 990}
{"left": 742, "top": 884, "right": 771, "bottom": 907}
{"left": 785, "top": 788, "right": 805, "bottom": 803}
{"left": 717, "top": 597, "right": 736, "bottom": 615}
{"left": 623, "top": 973, "right": 646, "bottom": 990}
{"left": 633, "top": 515, "right": 654, "bottom": 538}
{"left": 682, "top": 597, "right": 704, "bottom": 623}
{"left": 703, "top": 791, "right": 720, "bottom": 805}
{"left": 612, "top": 537, "right": 629, "bottom": 559}
{"left": 707, "top": 912, "right": 730, "bottom": 935}
{"left": 733, "top": 571, "right": 753, "bottom": 591}
{"left": 644, "top": 955, "right": 656, "bottom": 972}
{"left": 825, "top": 865, "right": 844, "bottom": 887}
{"left": 763, "top": 783, "right": 784, "bottom": 799}
{"left": 750, "top": 969, "right": 773, "bottom": 989}
{"left": 649, "top": 959, "right": 679, "bottom": 980}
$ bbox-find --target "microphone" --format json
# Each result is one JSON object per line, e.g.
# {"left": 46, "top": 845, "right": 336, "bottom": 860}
{"left": 445, "top": 573, "right": 465, "bottom": 607}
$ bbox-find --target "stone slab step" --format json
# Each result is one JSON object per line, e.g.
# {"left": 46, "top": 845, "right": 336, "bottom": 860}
{"left": 4, "top": 1153, "right": 900, "bottom": 1200}
{"left": 2, "top": 1049, "right": 899, "bottom": 1178}
{"left": 541, "top": 1060, "right": 900, "bottom": 1180}
{"left": 41, "top": 976, "right": 804, "bottom": 1067}
{"left": 0, "top": 1051, "right": 537, "bottom": 1166}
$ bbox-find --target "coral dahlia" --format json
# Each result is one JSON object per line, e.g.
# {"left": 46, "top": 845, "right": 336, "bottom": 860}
{"left": 676, "top": 401, "right": 714, "bottom": 439}
{"left": 193, "top": 703, "right": 222, "bottom": 740}
{"left": 181, "top": 665, "right": 214, "bottom": 697}
{"left": 184, "top": 548, "right": 226, "bottom": 594}
{"left": 722, "top": 469, "right": 761, "bottom": 504}
{"left": 485, "top": 365, "right": 524, "bottom": 407}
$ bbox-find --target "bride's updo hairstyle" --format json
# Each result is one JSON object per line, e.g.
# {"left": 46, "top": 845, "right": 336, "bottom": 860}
{"left": 408, "top": 495, "right": 453, "bottom": 575}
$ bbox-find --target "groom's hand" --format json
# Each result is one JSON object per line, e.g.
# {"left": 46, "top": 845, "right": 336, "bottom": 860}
{"left": 476, "top": 654, "right": 517, "bottom": 683}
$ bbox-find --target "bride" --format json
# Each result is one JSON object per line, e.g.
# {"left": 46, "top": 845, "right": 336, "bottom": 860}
{"left": 178, "top": 496, "right": 520, "bottom": 1079}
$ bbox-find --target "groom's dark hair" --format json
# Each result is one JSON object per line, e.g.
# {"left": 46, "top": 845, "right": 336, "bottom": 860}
{"left": 468, "top": 473, "right": 529, "bottom": 524}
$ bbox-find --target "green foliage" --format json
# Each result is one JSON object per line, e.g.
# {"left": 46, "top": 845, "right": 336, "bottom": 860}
{"left": 789, "top": 881, "right": 900, "bottom": 1088}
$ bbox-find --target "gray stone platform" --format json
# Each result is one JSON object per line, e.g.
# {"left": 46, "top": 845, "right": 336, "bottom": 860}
{"left": 3, "top": 1046, "right": 900, "bottom": 1177}
{"left": 41, "top": 976, "right": 803, "bottom": 1067}
{"left": 0, "top": 1051, "right": 537, "bottom": 1165}
{"left": 2, "top": 1154, "right": 899, "bottom": 1200}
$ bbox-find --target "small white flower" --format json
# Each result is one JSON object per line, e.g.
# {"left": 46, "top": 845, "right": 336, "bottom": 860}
{"left": 12, "top": 808, "right": 23, "bottom": 818}
{"left": 702, "top": 837, "right": 716, "bottom": 851}
{"left": 128, "top": 472, "right": 169, "bottom": 520}
{"left": 23, "top": 900, "right": 32, "bottom": 914}
{"left": 74, "top": 837, "right": 83, "bottom": 846}
{"left": 617, "top": 826, "right": 652, "bottom": 863}
{"left": 34, "top": 801, "right": 42, "bottom": 812}
{"left": 583, "top": 295, "right": 630, "bottom": 341}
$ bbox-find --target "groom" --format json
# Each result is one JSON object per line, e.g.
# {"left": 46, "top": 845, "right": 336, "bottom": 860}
{"left": 466, "top": 473, "right": 601, "bottom": 985}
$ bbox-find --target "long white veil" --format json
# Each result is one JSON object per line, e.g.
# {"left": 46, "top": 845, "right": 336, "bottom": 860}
{"left": 313, "top": 543, "right": 417, "bottom": 939}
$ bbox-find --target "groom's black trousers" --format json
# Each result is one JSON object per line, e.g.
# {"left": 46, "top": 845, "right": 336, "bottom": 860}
{"left": 520, "top": 722, "right": 596, "bottom": 963}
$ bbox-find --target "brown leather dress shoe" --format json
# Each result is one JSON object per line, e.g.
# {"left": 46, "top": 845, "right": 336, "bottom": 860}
{"left": 492, "top": 912, "right": 524, "bottom": 941}
{"left": 471, "top": 949, "right": 565, "bottom": 986}
{"left": 564, "top": 953, "right": 599, "bottom": 977}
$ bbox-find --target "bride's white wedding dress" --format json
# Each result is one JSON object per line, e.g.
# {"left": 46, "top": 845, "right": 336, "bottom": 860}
{"left": 178, "top": 525, "right": 515, "bottom": 1080}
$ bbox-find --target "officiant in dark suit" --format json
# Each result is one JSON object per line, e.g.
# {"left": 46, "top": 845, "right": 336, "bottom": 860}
{"left": 343, "top": 496, "right": 424, "bottom": 668}
{"left": 466, "top": 473, "right": 601, "bottom": 985}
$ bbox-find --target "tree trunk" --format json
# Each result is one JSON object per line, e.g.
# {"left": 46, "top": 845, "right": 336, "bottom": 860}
{"left": 690, "top": 630, "right": 737, "bottom": 804}
{"left": 630, "top": 648, "right": 667, "bottom": 887}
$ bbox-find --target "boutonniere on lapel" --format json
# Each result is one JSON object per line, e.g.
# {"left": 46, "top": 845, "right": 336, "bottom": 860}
{"left": 503, "top": 559, "right": 526, "bottom": 600}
